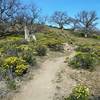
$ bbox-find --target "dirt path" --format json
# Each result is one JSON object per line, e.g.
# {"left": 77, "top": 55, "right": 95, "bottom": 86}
{"left": 12, "top": 44, "right": 76, "bottom": 100}
{"left": 13, "top": 57, "right": 65, "bottom": 100}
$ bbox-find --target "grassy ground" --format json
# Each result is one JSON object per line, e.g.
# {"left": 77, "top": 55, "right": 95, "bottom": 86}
{"left": 0, "top": 28, "right": 100, "bottom": 99}
{"left": 49, "top": 29, "right": 100, "bottom": 99}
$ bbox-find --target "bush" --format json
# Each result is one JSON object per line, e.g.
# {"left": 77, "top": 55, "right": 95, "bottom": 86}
{"left": 15, "top": 64, "right": 28, "bottom": 76}
{"left": 76, "top": 45, "right": 92, "bottom": 52}
{"left": 35, "top": 45, "right": 47, "bottom": 56}
{"left": 73, "top": 32, "right": 85, "bottom": 37}
{"left": 69, "top": 52, "right": 96, "bottom": 70}
{"left": 48, "top": 43, "right": 64, "bottom": 51}
{"left": 0, "top": 43, "right": 18, "bottom": 56}
{"left": 92, "top": 34, "right": 100, "bottom": 40}
{"left": 17, "top": 45, "right": 37, "bottom": 66}
{"left": 93, "top": 45, "right": 100, "bottom": 61}
{"left": 2, "top": 57, "right": 28, "bottom": 76}
{"left": 47, "top": 40, "right": 64, "bottom": 51}
{"left": 76, "top": 45, "right": 100, "bottom": 62}
{"left": 21, "top": 51, "right": 36, "bottom": 66}
{"left": 6, "top": 80, "right": 17, "bottom": 90}
{"left": 17, "top": 45, "right": 32, "bottom": 52}
{"left": 14, "top": 39, "right": 28, "bottom": 45}
{"left": 36, "top": 32, "right": 65, "bottom": 51}
{"left": 0, "top": 38, "right": 29, "bottom": 56}
{"left": 65, "top": 85, "right": 90, "bottom": 100}
{"left": 5, "top": 46, "right": 18, "bottom": 56}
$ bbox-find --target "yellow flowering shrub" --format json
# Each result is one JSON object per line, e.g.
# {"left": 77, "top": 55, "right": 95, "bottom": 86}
{"left": 65, "top": 84, "right": 90, "bottom": 100}
{"left": 72, "top": 85, "right": 90, "bottom": 99}
{"left": 2, "top": 57, "right": 28, "bottom": 76}
{"left": 15, "top": 64, "right": 28, "bottom": 76}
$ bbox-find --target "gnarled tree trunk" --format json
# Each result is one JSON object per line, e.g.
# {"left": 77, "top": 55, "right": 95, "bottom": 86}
{"left": 24, "top": 26, "right": 30, "bottom": 41}
{"left": 24, "top": 25, "right": 37, "bottom": 41}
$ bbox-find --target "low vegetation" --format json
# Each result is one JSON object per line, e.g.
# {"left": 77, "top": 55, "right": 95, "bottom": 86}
{"left": 65, "top": 84, "right": 90, "bottom": 100}
{"left": 0, "top": 0, "right": 100, "bottom": 100}
{"left": 69, "top": 52, "right": 97, "bottom": 70}
{"left": 69, "top": 43, "right": 100, "bottom": 70}
{"left": 0, "top": 26, "right": 99, "bottom": 100}
{"left": 0, "top": 29, "right": 67, "bottom": 92}
{"left": 35, "top": 45, "right": 47, "bottom": 56}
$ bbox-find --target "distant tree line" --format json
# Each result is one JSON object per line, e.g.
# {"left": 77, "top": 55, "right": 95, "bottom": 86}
{"left": 51, "top": 11, "right": 98, "bottom": 37}
{"left": 0, "top": 0, "right": 99, "bottom": 37}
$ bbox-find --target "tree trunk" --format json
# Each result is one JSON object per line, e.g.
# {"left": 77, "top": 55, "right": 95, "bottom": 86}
{"left": 24, "top": 26, "right": 30, "bottom": 41}
{"left": 84, "top": 34, "right": 88, "bottom": 38}
{"left": 59, "top": 25, "right": 63, "bottom": 30}
{"left": 32, "top": 34, "right": 36, "bottom": 41}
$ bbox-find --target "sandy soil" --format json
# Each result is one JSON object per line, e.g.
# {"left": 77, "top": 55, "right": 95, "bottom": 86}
{"left": 12, "top": 44, "right": 76, "bottom": 100}
{"left": 12, "top": 57, "right": 65, "bottom": 100}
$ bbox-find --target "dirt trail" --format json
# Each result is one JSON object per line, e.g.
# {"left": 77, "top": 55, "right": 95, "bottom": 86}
{"left": 13, "top": 44, "right": 76, "bottom": 100}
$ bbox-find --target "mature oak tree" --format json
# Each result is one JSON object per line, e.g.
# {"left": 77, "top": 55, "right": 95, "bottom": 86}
{"left": 0, "top": 0, "right": 20, "bottom": 35}
{"left": 51, "top": 11, "right": 69, "bottom": 29}
{"left": 76, "top": 11, "right": 98, "bottom": 37}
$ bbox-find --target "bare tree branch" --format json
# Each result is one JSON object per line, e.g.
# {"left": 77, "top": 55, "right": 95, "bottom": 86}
{"left": 51, "top": 11, "right": 70, "bottom": 29}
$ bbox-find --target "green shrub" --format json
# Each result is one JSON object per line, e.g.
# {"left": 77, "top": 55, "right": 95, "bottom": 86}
{"left": 6, "top": 47, "right": 18, "bottom": 56}
{"left": 21, "top": 51, "right": 36, "bottom": 66}
{"left": 0, "top": 43, "right": 18, "bottom": 56}
{"left": 67, "top": 38, "right": 75, "bottom": 44}
{"left": 69, "top": 52, "right": 96, "bottom": 70}
{"left": 0, "top": 39, "right": 29, "bottom": 56}
{"left": 17, "top": 45, "right": 32, "bottom": 52}
{"left": 16, "top": 44, "right": 36, "bottom": 66}
{"left": 76, "top": 45, "right": 92, "bottom": 52}
{"left": 73, "top": 32, "right": 85, "bottom": 37}
{"left": 76, "top": 45, "right": 100, "bottom": 62}
{"left": 6, "top": 80, "right": 17, "bottom": 90}
{"left": 92, "top": 34, "right": 100, "bottom": 40}
{"left": 93, "top": 45, "right": 100, "bottom": 61}
{"left": 14, "top": 39, "right": 28, "bottom": 45}
{"left": 65, "top": 85, "right": 90, "bottom": 100}
{"left": 35, "top": 45, "right": 47, "bottom": 56}
{"left": 0, "top": 48, "right": 4, "bottom": 54}
{"left": 36, "top": 32, "right": 65, "bottom": 51}
{"left": 47, "top": 40, "right": 64, "bottom": 51}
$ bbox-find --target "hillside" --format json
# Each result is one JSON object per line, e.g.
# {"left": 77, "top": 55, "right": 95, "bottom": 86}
{"left": 0, "top": 28, "right": 100, "bottom": 100}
